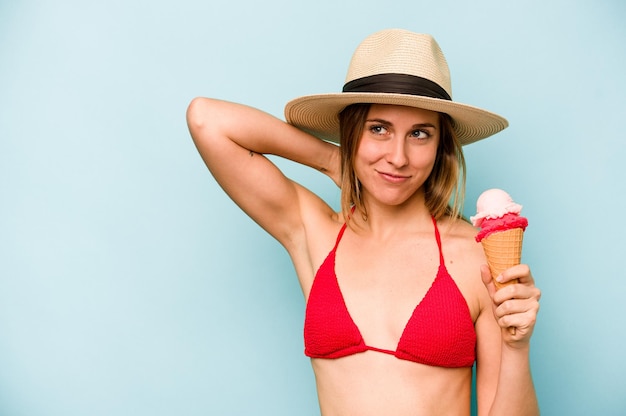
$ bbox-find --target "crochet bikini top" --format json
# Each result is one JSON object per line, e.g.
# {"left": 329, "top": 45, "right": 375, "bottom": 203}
{"left": 304, "top": 217, "right": 476, "bottom": 368}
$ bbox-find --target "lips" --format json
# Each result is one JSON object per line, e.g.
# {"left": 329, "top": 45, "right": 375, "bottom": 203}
{"left": 377, "top": 170, "right": 411, "bottom": 183}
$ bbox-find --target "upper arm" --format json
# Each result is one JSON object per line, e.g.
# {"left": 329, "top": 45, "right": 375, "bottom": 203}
{"left": 186, "top": 97, "right": 332, "bottom": 248}
{"left": 474, "top": 280, "right": 502, "bottom": 416}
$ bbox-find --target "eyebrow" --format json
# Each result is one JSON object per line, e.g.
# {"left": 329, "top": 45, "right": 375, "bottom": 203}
{"left": 365, "top": 118, "right": 438, "bottom": 130}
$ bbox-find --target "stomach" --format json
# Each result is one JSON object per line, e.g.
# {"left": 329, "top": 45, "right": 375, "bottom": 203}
{"left": 311, "top": 351, "right": 473, "bottom": 416}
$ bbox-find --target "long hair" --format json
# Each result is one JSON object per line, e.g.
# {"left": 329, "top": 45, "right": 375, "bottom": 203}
{"left": 338, "top": 104, "right": 466, "bottom": 223}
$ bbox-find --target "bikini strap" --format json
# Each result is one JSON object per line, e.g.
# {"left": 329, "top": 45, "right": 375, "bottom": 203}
{"left": 333, "top": 222, "right": 348, "bottom": 251}
{"left": 431, "top": 216, "right": 445, "bottom": 265}
{"left": 331, "top": 206, "right": 354, "bottom": 251}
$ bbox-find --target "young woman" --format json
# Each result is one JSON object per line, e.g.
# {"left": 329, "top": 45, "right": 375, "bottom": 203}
{"left": 187, "top": 29, "right": 541, "bottom": 416}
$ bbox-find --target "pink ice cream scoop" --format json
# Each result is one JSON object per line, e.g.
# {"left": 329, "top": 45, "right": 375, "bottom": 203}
{"left": 471, "top": 189, "right": 528, "bottom": 242}
{"left": 471, "top": 189, "right": 528, "bottom": 295}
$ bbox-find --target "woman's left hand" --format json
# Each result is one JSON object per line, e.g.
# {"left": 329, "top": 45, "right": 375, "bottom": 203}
{"left": 481, "top": 264, "right": 541, "bottom": 345}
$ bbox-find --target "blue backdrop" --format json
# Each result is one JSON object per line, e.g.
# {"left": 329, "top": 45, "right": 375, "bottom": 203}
{"left": 1, "top": 1, "right": 625, "bottom": 415}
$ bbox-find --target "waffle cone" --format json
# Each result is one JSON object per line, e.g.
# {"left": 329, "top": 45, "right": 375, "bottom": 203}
{"left": 481, "top": 227, "right": 524, "bottom": 290}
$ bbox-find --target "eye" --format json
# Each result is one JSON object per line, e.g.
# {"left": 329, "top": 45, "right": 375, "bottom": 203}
{"left": 369, "top": 124, "right": 389, "bottom": 135}
{"left": 410, "top": 129, "right": 431, "bottom": 140}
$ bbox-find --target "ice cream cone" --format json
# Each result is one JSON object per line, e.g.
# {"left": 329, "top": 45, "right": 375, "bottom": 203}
{"left": 481, "top": 227, "right": 524, "bottom": 290}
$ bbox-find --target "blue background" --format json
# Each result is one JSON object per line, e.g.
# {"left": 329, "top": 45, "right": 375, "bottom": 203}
{"left": 1, "top": 1, "right": 625, "bottom": 415}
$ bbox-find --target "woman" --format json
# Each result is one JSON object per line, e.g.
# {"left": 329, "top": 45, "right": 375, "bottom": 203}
{"left": 187, "top": 29, "right": 541, "bottom": 416}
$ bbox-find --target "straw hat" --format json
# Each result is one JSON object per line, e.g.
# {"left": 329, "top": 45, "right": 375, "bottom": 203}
{"left": 284, "top": 29, "right": 508, "bottom": 145}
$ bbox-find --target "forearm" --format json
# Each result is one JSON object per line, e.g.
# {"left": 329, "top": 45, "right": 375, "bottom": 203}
{"left": 187, "top": 97, "right": 340, "bottom": 182}
{"left": 489, "top": 342, "right": 539, "bottom": 416}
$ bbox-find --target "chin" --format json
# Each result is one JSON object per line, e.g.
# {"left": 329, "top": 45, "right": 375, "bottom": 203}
{"left": 373, "top": 193, "right": 415, "bottom": 207}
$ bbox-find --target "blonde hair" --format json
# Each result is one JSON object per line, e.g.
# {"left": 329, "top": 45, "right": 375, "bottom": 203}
{"left": 338, "top": 104, "right": 466, "bottom": 223}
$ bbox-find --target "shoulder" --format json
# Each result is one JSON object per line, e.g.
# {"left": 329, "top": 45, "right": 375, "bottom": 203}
{"left": 437, "top": 215, "right": 484, "bottom": 261}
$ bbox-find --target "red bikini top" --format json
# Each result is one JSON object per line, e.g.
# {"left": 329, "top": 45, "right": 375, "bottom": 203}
{"left": 304, "top": 217, "right": 476, "bottom": 368}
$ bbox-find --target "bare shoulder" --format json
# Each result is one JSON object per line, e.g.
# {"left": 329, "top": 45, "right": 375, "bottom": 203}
{"left": 437, "top": 216, "right": 484, "bottom": 261}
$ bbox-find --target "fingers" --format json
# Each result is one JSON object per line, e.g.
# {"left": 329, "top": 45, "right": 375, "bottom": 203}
{"left": 493, "top": 297, "right": 540, "bottom": 327}
{"left": 492, "top": 280, "right": 541, "bottom": 304}
{"left": 481, "top": 263, "right": 533, "bottom": 292}
{"left": 492, "top": 281, "right": 541, "bottom": 342}
{"left": 481, "top": 263, "right": 541, "bottom": 341}
{"left": 496, "top": 264, "right": 534, "bottom": 286}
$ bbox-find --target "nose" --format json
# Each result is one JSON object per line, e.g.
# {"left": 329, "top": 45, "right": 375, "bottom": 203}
{"left": 385, "top": 137, "right": 408, "bottom": 167}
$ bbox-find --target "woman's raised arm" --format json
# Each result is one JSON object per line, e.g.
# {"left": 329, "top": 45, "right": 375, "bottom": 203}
{"left": 186, "top": 97, "right": 340, "bottom": 248}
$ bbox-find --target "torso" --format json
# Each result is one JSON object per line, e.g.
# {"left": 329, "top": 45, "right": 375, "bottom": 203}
{"left": 286, "top": 196, "right": 486, "bottom": 415}
{"left": 312, "top": 353, "right": 472, "bottom": 416}
{"left": 304, "top": 216, "right": 477, "bottom": 366}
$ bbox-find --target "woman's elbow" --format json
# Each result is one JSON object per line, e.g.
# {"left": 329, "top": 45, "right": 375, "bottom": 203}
{"left": 186, "top": 96, "right": 214, "bottom": 135}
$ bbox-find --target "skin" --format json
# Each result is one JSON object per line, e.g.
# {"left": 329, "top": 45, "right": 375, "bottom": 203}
{"left": 187, "top": 99, "right": 541, "bottom": 416}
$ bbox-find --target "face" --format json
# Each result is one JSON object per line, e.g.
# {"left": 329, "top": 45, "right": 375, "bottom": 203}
{"left": 354, "top": 104, "right": 440, "bottom": 207}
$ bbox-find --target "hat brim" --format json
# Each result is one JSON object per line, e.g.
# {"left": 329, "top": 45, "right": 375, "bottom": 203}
{"left": 285, "top": 92, "right": 508, "bottom": 145}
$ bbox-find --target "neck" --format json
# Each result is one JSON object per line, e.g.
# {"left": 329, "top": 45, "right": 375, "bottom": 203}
{"left": 350, "top": 191, "right": 433, "bottom": 239}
